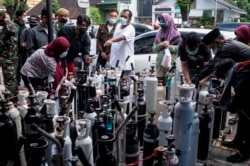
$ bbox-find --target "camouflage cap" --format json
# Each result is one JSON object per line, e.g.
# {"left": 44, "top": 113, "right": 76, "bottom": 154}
{"left": 0, "top": 6, "right": 6, "bottom": 13}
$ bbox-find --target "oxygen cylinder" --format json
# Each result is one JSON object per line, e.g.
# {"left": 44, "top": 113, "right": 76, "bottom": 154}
{"left": 197, "top": 105, "right": 210, "bottom": 160}
{"left": 0, "top": 99, "right": 18, "bottom": 166}
{"left": 153, "top": 147, "right": 167, "bottom": 166}
{"left": 119, "top": 78, "right": 130, "bottom": 102}
{"left": 17, "top": 90, "right": 29, "bottom": 118}
{"left": 145, "top": 74, "right": 157, "bottom": 116}
{"left": 95, "top": 134, "right": 116, "bottom": 166}
{"left": 212, "top": 99, "right": 222, "bottom": 139}
{"left": 197, "top": 89, "right": 209, "bottom": 115}
{"left": 92, "top": 108, "right": 106, "bottom": 162}
{"left": 24, "top": 95, "right": 43, "bottom": 164}
{"left": 143, "top": 112, "right": 159, "bottom": 166}
{"left": 77, "top": 83, "right": 88, "bottom": 118}
{"left": 6, "top": 101, "right": 26, "bottom": 166}
{"left": 173, "top": 84, "right": 195, "bottom": 166}
{"left": 43, "top": 99, "right": 57, "bottom": 166}
{"left": 75, "top": 119, "right": 94, "bottom": 166}
{"left": 157, "top": 100, "right": 172, "bottom": 147}
{"left": 188, "top": 113, "right": 200, "bottom": 166}
{"left": 53, "top": 116, "right": 72, "bottom": 166}
{"left": 29, "top": 139, "right": 48, "bottom": 166}
{"left": 125, "top": 120, "right": 139, "bottom": 166}
{"left": 137, "top": 88, "right": 146, "bottom": 146}
{"left": 84, "top": 98, "right": 97, "bottom": 131}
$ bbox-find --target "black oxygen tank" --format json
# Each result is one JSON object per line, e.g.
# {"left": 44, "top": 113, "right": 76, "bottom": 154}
{"left": 143, "top": 112, "right": 159, "bottom": 166}
{"left": 95, "top": 134, "right": 117, "bottom": 166}
{"left": 0, "top": 99, "right": 18, "bottom": 166}
{"left": 212, "top": 99, "right": 222, "bottom": 139}
{"left": 126, "top": 120, "right": 139, "bottom": 166}
{"left": 92, "top": 108, "right": 106, "bottom": 162}
{"left": 24, "top": 95, "right": 43, "bottom": 165}
{"left": 197, "top": 105, "right": 210, "bottom": 160}
{"left": 137, "top": 88, "right": 146, "bottom": 147}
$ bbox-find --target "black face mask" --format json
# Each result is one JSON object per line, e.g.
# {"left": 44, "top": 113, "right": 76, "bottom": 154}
{"left": 61, "top": 18, "right": 68, "bottom": 24}
{"left": 79, "top": 27, "right": 87, "bottom": 34}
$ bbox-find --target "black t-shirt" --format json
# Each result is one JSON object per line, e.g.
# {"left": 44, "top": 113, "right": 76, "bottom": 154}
{"left": 179, "top": 43, "right": 212, "bottom": 70}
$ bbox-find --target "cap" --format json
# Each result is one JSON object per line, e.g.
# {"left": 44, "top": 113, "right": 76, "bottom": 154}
{"left": 29, "top": 15, "right": 40, "bottom": 25}
{"left": 202, "top": 28, "right": 221, "bottom": 45}
{"left": 56, "top": 8, "right": 69, "bottom": 16}
{"left": 15, "top": 9, "right": 25, "bottom": 17}
{"left": 0, "top": 6, "right": 6, "bottom": 13}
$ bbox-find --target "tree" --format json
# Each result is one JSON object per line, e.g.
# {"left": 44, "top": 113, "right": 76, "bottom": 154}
{"left": 3, "top": 0, "right": 27, "bottom": 19}
{"left": 175, "top": 0, "right": 195, "bottom": 22}
{"left": 41, "top": 0, "right": 60, "bottom": 13}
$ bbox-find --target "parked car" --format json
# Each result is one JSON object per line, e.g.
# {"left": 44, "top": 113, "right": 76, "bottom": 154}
{"left": 132, "top": 23, "right": 153, "bottom": 36}
{"left": 216, "top": 22, "right": 250, "bottom": 32}
{"left": 134, "top": 28, "right": 235, "bottom": 72}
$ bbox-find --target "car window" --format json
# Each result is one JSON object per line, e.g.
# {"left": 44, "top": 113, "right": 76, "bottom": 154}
{"left": 134, "top": 35, "right": 155, "bottom": 54}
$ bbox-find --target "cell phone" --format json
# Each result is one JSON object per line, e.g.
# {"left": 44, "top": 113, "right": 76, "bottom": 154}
{"left": 90, "top": 55, "right": 98, "bottom": 59}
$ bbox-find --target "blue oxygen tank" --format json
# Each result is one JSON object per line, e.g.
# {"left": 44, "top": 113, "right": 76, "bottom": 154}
{"left": 173, "top": 84, "right": 195, "bottom": 166}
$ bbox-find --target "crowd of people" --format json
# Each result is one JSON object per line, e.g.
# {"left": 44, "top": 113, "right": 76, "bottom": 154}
{"left": 0, "top": 5, "right": 250, "bottom": 163}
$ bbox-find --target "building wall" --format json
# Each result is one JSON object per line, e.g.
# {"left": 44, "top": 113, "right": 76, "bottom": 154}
{"left": 196, "top": 0, "right": 241, "bottom": 23}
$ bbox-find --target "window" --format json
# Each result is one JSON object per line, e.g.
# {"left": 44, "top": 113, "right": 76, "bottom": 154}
{"left": 134, "top": 35, "right": 155, "bottom": 54}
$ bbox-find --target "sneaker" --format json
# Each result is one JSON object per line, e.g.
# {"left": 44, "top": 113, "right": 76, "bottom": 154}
{"left": 226, "top": 152, "right": 249, "bottom": 163}
{"left": 221, "top": 140, "right": 240, "bottom": 149}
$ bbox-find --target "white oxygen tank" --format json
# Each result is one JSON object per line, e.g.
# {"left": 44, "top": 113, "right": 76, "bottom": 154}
{"left": 145, "top": 74, "right": 157, "bottom": 114}
{"left": 7, "top": 101, "right": 27, "bottom": 166}
{"left": 75, "top": 119, "right": 94, "bottom": 166}
{"left": 157, "top": 100, "right": 173, "bottom": 147}
{"left": 17, "top": 90, "right": 29, "bottom": 118}
{"left": 53, "top": 116, "right": 72, "bottom": 166}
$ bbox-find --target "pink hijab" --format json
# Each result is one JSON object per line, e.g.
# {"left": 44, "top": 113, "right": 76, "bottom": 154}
{"left": 154, "top": 13, "right": 182, "bottom": 45}
{"left": 234, "top": 25, "right": 250, "bottom": 45}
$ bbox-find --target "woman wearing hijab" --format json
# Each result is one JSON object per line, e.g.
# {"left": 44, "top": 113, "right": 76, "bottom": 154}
{"left": 234, "top": 25, "right": 250, "bottom": 46}
{"left": 153, "top": 13, "right": 182, "bottom": 81}
{"left": 21, "top": 36, "right": 70, "bottom": 91}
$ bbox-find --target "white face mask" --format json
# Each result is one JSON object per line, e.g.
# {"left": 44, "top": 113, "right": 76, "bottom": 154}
{"left": 23, "top": 17, "right": 28, "bottom": 23}
{"left": 60, "top": 51, "right": 68, "bottom": 58}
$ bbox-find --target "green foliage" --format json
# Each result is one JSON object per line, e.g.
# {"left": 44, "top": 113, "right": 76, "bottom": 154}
{"left": 41, "top": 0, "right": 60, "bottom": 13}
{"left": 89, "top": 7, "right": 101, "bottom": 25}
{"left": 176, "top": 0, "right": 194, "bottom": 22}
{"left": 197, "top": 13, "right": 214, "bottom": 27}
{"left": 3, "top": 0, "right": 27, "bottom": 19}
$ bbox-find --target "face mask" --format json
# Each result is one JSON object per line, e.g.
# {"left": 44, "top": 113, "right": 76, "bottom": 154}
{"left": 79, "top": 27, "right": 87, "bottom": 34}
{"left": 23, "top": 17, "right": 28, "bottom": 23}
{"left": 108, "top": 18, "right": 116, "bottom": 25}
{"left": 60, "top": 51, "right": 68, "bottom": 58}
{"left": 120, "top": 17, "right": 127, "bottom": 26}
{"left": 186, "top": 49, "right": 198, "bottom": 56}
{"left": 160, "top": 23, "right": 168, "bottom": 30}
{"left": 61, "top": 18, "right": 68, "bottom": 24}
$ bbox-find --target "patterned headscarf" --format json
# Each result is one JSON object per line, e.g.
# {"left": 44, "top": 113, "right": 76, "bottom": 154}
{"left": 45, "top": 36, "right": 70, "bottom": 62}
{"left": 234, "top": 25, "right": 250, "bottom": 46}
{"left": 154, "top": 13, "right": 182, "bottom": 45}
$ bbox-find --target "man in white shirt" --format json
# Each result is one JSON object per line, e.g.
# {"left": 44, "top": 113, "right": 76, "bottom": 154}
{"left": 104, "top": 9, "right": 135, "bottom": 74}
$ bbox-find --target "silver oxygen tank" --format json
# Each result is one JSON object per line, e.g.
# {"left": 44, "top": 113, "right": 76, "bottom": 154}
{"left": 75, "top": 119, "right": 94, "bottom": 166}
{"left": 173, "top": 84, "right": 195, "bottom": 166}
{"left": 53, "top": 116, "right": 72, "bottom": 166}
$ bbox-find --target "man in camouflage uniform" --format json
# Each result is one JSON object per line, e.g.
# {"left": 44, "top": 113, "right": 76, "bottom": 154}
{"left": 0, "top": 7, "right": 18, "bottom": 96}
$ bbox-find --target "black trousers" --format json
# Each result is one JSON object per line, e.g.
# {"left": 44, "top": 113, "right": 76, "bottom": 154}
{"left": 21, "top": 74, "right": 46, "bottom": 92}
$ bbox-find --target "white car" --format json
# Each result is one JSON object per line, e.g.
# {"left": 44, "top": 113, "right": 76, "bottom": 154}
{"left": 134, "top": 28, "right": 235, "bottom": 72}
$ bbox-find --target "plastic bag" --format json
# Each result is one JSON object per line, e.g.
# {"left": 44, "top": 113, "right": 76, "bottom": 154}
{"left": 161, "top": 48, "right": 171, "bottom": 68}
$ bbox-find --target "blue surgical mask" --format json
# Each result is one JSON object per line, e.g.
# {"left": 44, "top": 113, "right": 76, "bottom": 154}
{"left": 60, "top": 51, "right": 68, "bottom": 58}
{"left": 186, "top": 49, "right": 198, "bottom": 56}
{"left": 108, "top": 18, "right": 116, "bottom": 25}
{"left": 120, "top": 17, "right": 127, "bottom": 26}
